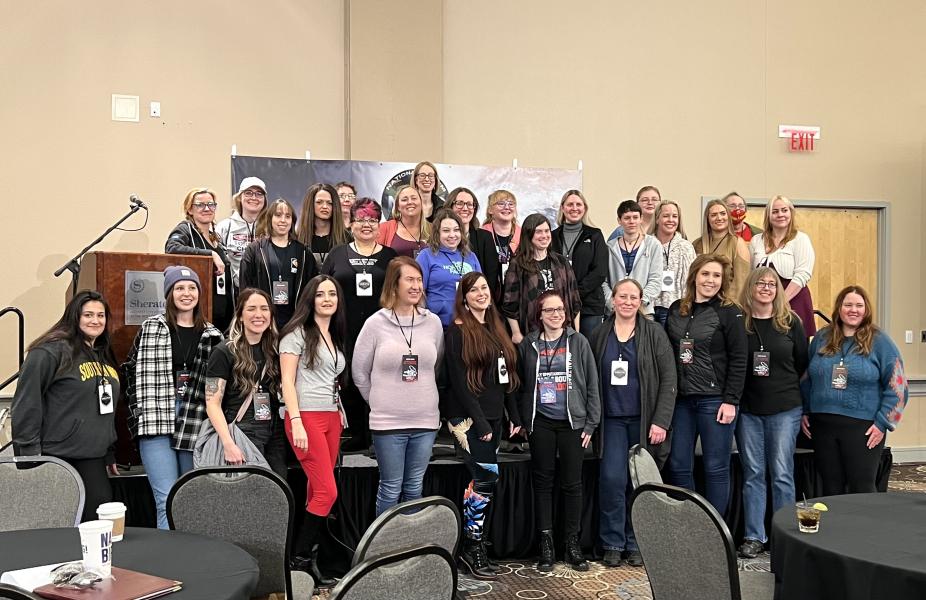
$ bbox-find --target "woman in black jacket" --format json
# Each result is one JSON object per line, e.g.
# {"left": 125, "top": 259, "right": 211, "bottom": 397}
{"left": 239, "top": 198, "right": 318, "bottom": 330}
{"left": 552, "top": 190, "right": 609, "bottom": 338}
{"left": 448, "top": 187, "right": 500, "bottom": 301}
{"left": 588, "top": 279, "right": 676, "bottom": 568}
{"left": 664, "top": 253, "right": 747, "bottom": 516}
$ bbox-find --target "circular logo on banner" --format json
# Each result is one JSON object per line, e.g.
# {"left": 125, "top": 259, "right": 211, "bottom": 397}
{"left": 130, "top": 280, "right": 145, "bottom": 293}
{"left": 381, "top": 170, "right": 448, "bottom": 217}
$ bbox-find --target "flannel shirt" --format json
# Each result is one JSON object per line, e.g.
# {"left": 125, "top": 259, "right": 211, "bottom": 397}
{"left": 501, "top": 251, "right": 582, "bottom": 335}
{"left": 122, "top": 314, "right": 223, "bottom": 451}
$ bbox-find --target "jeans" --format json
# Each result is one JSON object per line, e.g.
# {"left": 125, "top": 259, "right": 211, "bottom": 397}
{"left": 735, "top": 407, "right": 801, "bottom": 543}
{"left": 665, "top": 395, "right": 736, "bottom": 516}
{"left": 811, "top": 413, "right": 885, "bottom": 495}
{"left": 138, "top": 435, "right": 195, "bottom": 529}
{"left": 372, "top": 430, "right": 438, "bottom": 516}
{"left": 653, "top": 306, "right": 669, "bottom": 327}
{"left": 529, "top": 413, "right": 585, "bottom": 535}
{"left": 579, "top": 314, "right": 605, "bottom": 339}
{"left": 599, "top": 417, "right": 641, "bottom": 551}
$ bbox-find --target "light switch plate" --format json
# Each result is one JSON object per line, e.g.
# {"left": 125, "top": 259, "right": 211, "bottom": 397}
{"left": 112, "top": 94, "right": 139, "bottom": 122}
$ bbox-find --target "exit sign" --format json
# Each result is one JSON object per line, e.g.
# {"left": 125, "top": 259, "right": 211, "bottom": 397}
{"left": 779, "top": 125, "right": 820, "bottom": 152}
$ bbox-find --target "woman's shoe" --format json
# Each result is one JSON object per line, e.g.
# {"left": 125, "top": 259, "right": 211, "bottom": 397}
{"left": 460, "top": 538, "right": 498, "bottom": 580}
{"left": 291, "top": 546, "right": 336, "bottom": 588}
{"left": 537, "top": 530, "right": 555, "bottom": 572}
{"left": 565, "top": 535, "right": 589, "bottom": 571}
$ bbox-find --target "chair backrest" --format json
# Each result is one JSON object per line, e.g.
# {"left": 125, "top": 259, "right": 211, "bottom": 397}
{"left": 166, "top": 466, "right": 297, "bottom": 599}
{"left": 330, "top": 545, "right": 456, "bottom": 600}
{"left": 628, "top": 444, "right": 663, "bottom": 488}
{"left": 0, "top": 408, "right": 11, "bottom": 452}
{"left": 0, "top": 583, "right": 43, "bottom": 600}
{"left": 352, "top": 496, "right": 461, "bottom": 567}
{"left": 0, "top": 455, "right": 85, "bottom": 531}
{"left": 630, "top": 482, "right": 741, "bottom": 600}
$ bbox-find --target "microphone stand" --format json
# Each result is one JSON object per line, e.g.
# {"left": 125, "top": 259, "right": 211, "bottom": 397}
{"left": 54, "top": 202, "right": 146, "bottom": 297}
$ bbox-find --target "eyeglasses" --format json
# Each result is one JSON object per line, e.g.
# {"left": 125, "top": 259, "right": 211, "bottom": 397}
{"left": 453, "top": 201, "right": 475, "bottom": 209}
{"left": 495, "top": 201, "right": 515, "bottom": 208}
{"left": 416, "top": 173, "right": 435, "bottom": 181}
{"left": 755, "top": 281, "right": 777, "bottom": 289}
{"left": 541, "top": 307, "right": 566, "bottom": 315}
{"left": 192, "top": 202, "right": 217, "bottom": 211}
{"left": 339, "top": 193, "right": 357, "bottom": 201}
{"left": 353, "top": 218, "right": 379, "bottom": 226}
{"left": 242, "top": 190, "right": 265, "bottom": 199}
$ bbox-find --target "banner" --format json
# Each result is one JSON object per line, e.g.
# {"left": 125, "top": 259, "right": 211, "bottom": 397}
{"left": 230, "top": 156, "right": 582, "bottom": 224}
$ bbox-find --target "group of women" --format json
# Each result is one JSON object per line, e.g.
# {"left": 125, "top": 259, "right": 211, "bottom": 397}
{"left": 10, "top": 172, "right": 909, "bottom": 584}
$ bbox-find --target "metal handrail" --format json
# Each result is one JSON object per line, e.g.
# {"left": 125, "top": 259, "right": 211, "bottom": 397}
{"left": 813, "top": 309, "right": 831, "bottom": 324}
{"left": 0, "top": 307, "right": 24, "bottom": 392}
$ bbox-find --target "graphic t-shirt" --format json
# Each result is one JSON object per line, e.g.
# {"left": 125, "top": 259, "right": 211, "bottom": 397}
{"left": 536, "top": 333, "right": 568, "bottom": 421}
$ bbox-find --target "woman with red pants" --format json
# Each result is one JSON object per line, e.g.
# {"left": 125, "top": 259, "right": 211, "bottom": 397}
{"left": 279, "top": 274, "right": 348, "bottom": 588}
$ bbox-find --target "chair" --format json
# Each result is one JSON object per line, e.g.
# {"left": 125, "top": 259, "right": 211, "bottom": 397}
{"left": 0, "top": 455, "right": 85, "bottom": 531}
{"left": 330, "top": 545, "right": 456, "bottom": 600}
{"left": 351, "top": 496, "right": 461, "bottom": 567}
{"left": 630, "top": 482, "right": 773, "bottom": 600}
{"left": 166, "top": 466, "right": 314, "bottom": 600}
{"left": 0, "top": 408, "right": 11, "bottom": 453}
{"left": 628, "top": 444, "right": 663, "bottom": 488}
{"left": 0, "top": 583, "right": 43, "bottom": 600}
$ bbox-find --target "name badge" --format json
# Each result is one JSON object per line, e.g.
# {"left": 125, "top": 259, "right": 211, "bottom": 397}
{"left": 356, "top": 272, "right": 373, "bottom": 297}
{"left": 753, "top": 351, "right": 770, "bottom": 377}
{"left": 611, "top": 360, "right": 629, "bottom": 386}
{"left": 401, "top": 354, "right": 419, "bottom": 382}
{"left": 501, "top": 262, "right": 509, "bottom": 281}
{"left": 831, "top": 364, "right": 848, "bottom": 389}
{"left": 455, "top": 280, "right": 460, "bottom": 290}
{"left": 98, "top": 381, "right": 114, "bottom": 415}
{"left": 253, "top": 392, "right": 272, "bottom": 421}
{"left": 272, "top": 279, "right": 289, "bottom": 305}
{"left": 679, "top": 338, "right": 694, "bottom": 364}
{"left": 175, "top": 370, "right": 191, "bottom": 401}
{"left": 497, "top": 356, "right": 509, "bottom": 384}
{"left": 332, "top": 381, "right": 340, "bottom": 404}
{"left": 290, "top": 258, "right": 299, "bottom": 274}
{"left": 661, "top": 270, "right": 675, "bottom": 292}
{"left": 539, "top": 379, "right": 557, "bottom": 404}
{"left": 216, "top": 272, "right": 227, "bottom": 296}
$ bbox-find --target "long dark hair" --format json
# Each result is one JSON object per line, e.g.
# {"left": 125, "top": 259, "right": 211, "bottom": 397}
{"left": 226, "top": 288, "right": 280, "bottom": 397}
{"left": 29, "top": 290, "right": 116, "bottom": 368}
{"left": 512, "top": 213, "right": 551, "bottom": 274}
{"left": 298, "top": 183, "right": 349, "bottom": 248}
{"left": 280, "top": 275, "right": 348, "bottom": 376}
{"left": 453, "top": 273, "right": 519, "bottom": 393}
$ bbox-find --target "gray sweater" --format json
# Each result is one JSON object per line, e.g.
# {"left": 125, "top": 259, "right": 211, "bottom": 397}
{"left": 606, "top": 234, "right": 663, "bottom": 313}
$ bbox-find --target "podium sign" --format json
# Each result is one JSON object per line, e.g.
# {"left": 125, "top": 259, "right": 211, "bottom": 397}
{"left": 124, "top": 271, "right": 167, "bottom": 325}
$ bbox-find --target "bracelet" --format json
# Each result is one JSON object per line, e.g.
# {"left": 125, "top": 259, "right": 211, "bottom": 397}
{"left": 289, "top": 416, "right": 301, "bottom": 422}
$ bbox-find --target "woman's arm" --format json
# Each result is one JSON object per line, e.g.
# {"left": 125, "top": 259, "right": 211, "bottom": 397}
{"left": 351, "top": 324, "right": 376, "bottom": 401}
{"left": 874, "top": 334, "right": 908, "bottom": 434}
{"left": 10, "top": 347, "right": 58, "bottom": 456}
{"left": 443, "top": 328, "right": 492, "bottom": 436}
{"left": 238, "top": 243, "right": 259, "bottom": 291}
{"left": 501, "top": 265, "right": 524, "bottom": 342}
{"left": 786, "top": 233, "right": 816, "bottom": 300}
{"left": 280, "top": 352, "right": 308, "bottom": 451}
{"left": 204, "top": 377, "right": 244, "bottom": 464}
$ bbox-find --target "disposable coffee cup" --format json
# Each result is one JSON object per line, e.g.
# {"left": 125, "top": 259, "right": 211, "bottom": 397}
{"left": 78, "top": 520, "right": 113, "bottom": 576}
{"left": 96, "top": 502, "right": 127, "bottom": 542}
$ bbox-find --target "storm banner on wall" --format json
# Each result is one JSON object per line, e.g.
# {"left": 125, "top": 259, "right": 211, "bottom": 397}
{"left": 230, "top": 156, "right": 582, "bottom": 223}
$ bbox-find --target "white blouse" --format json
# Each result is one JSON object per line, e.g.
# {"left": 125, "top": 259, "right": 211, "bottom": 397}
{"left": 750, "top": 231, "right": 815, "bottom": 288}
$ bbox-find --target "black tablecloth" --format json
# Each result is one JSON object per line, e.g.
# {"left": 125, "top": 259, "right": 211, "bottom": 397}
{"left": 0, "top": 527, "right": 258, "bottom": 600}
{"left": 770, "top": 492, "right": 926, "bottom": 600}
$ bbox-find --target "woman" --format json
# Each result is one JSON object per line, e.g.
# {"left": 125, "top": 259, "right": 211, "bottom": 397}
{"left": 608, "top": 185, "right": 661, "bottom": 241}
{"left": 734, "top": 268, "right": 808, "bottom": 559}
{"left": 352, "top": 257, "right": 444, "bottom": 516}
{"left": 605, "top": 200, "right": 663, "bottom": 317}
{"left": 320, "top": 198, "right": 398, "bottom": 451}
{"left": 649, "top": 200, "right": 696, "bottom": 326}
{"left": 750, "top": 196, "right": 817, "bottom": 336}
{"left": 166, "top": 188, "right": 235, "bottom": 332}
{"left": 204, "top": 289, "right": 285, "bottom": 479}
{"left": 552, "top": 190, "right": 608, "bottom": 338}
{"left": 239, "top": 198, "right": 318, "bottom": 330}
{"left": 723, "top": 191, "right": 761, "bottom": 242}
{"left": 692, "top": 199, "right": 751, "bottom": 301}
{"left": 216, "top": 176, "right": 267, "bottom": 290}
{"left": 335, "top": 181, "right": 358, "bottom": 226}
{"left": 124, "top": 266, "right": 223, "bottom": 529}
{"left": 279, "top": 275, "right": 349, "bottom": 587}
{"left": 11, "top": 290, "right": 120, "bottom": 522}
{"left": 298, "top": 183, "right": 350, "bottom": 266}
{"left": 502, "top": 213, "right": 581, "bottom": 344}
{"left": 412, "top": 161, "right": 443, "bottom": 219}
{"left": 588, "top": 279, "right": 676, "bottom": 568}
{"left": 444, "top": 272, "right": 522, "bottom": 580}
{"left": 517, "top": 291, "right": 600, "bottom": 572}
{"left": 377, "top": 185, "right": 430, "bottom": 258}
{"left": 417, "top": 209, "right": 482, "bottom": 327}
{"left": 664, "top": 254, "right": 747, "bottom": 515}
{"left": 802, "top": 286, "right": 907, "bottom": 495}
{"left": 448, "top": 187, "right": 500, "bottom": 300}
{"left": 481, "top": 190, "right": 521, "bottom": 295}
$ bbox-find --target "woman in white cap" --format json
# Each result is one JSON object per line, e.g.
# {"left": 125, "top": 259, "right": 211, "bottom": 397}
{"left": 216, "top": 176, "right": 268, "bottom": 291}
{"left": 123, "top": 265, "right": 224, "bottom": 529}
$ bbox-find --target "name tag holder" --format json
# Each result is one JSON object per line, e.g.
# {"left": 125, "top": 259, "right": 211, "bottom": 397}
{"left": 611, "top": 360, "right": 629, "bottom": 386}
{"left": 753, "top": 351, "right": 770, "bottom": 377}
{"left": 356, "top": 272, "right": 373, "bottom": 296}
{"left": 661, "top": 270, "right": 675, "bottom": 292}
{"left": 679, "top": 338, "right": 694, "bottom": 364}
{"left": 402, "top": 354, "right": 419, "bottom": 382}
{"left": 832, "top": 363, "right": 848, "bottom": 389}
{"left": 98, "top": 381, "right": 114, "bottom": 415}
{"left": 272, "top": 279, "right": 289, "bottom": 305}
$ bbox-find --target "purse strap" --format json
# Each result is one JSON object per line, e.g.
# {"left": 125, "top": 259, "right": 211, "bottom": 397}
{"left": 231, "top": 361, "right": 268, "bottom": 424}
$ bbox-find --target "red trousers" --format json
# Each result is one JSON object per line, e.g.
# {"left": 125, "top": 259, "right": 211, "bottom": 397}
{"left": 285, "top": 410, "right": 342, "bottom": 516}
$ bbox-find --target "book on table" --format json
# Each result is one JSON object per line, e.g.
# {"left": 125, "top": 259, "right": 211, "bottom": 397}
{"left": 32, "top": 567, "right": 181, "bottom": 600}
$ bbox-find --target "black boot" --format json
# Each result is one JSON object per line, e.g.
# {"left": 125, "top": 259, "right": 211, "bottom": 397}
{"left": 565, "top": 534, "right": 589, "bottom": 571}
{"left": 537, "top": 530, "right": 555, "bottom": 572}
{"left": 460, "top": 537, "right": 497, "bottom": 580}
{"left": 292, "top": 514, "right": 336, "bottom": 588}
{"left": 481, "top": 539, "right": 500, "bottom": 573}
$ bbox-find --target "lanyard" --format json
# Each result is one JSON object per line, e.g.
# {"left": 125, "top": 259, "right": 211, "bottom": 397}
{"left": 620, "top": 234, "right": 642, "bottom": 255}
{"left": 319, "top": 332, "right": 340, "bottom": 373}
{"left": 540, "top": 331, "right": 565, "bottom": 373}
{"left": 491, "top": 227, "right": 512, "bottom": 259}
{"left": 171, "top": 327, "right": 198, "bottom": 370}
{"left": 393, "top": 310, "right": 415, "bottom": 351}
{"left": 439, "top": 250, "right": 465, "bottom": 278}
{"left": 399, "top": 218, "right": 422, "bottom": 246}
{"left": 262, "top": 240, "right": 290, "bottom": 282}
{"left": 613, "top": 326, "right": 636, "bottom": 360}
{"left": 348, "top": 243, "right": 379, "bottom": 275}
{"left": 709, "top": 232, "right": 730, "bottom": 255}
{"left": 663, "top": 238, "right": 673, "bottom": 264}
{"left": 839, "top": 339, "right": 855, "bottom": 365}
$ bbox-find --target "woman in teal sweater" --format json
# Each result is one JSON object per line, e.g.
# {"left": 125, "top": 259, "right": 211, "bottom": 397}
{"left": 801, "top": 285, "right": 908, "bottom": 495}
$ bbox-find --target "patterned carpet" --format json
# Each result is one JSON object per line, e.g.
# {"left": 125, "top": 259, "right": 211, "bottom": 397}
{"left": 312, "top": 462, "right": 926, "bottom": 599}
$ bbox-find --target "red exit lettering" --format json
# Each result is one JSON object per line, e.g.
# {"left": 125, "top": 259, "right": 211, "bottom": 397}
{"left": 789, "top": 131, "right": 815, "bottom": 152}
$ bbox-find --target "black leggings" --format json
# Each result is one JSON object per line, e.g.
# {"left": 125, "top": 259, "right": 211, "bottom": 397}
{"left": 60, "top": 456, "right": 113, "bottom": 522}
{"left": 529, "top": 413, "right": 584, "bottom": 535}
{"left": 811, "top": 413, "right": 884, "bottom": 495}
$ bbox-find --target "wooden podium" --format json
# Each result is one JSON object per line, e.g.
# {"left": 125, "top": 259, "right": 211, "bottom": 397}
{"left": 76, "top": 251, "right": 214, "bottom": 466}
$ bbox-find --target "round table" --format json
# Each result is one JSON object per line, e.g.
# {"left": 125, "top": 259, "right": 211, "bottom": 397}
{"left": 770, "top": 492, "right": 926, "bottom": 600}
{"left": 0, "top": 527, "right": 258, "bottom": 600}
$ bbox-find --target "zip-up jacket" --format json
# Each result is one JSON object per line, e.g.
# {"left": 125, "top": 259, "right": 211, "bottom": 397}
{"left": 552, "top": 224, "right": 609, "bottom": 316}
{"left": 165, "top": 221, "right": 234, "bottom": 327}
{"left": 238, "top": 238, "right": 318, "bottom": 305}
{"left": 215, "top": 211, "right": 257, "bottom": 288}
{"left": 606, "top": 234, "right": 663, "bottom": 314}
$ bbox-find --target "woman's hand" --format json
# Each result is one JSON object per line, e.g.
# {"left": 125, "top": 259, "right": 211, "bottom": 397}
{"left": 211, "top": 251, "right": 226, "bottom": 275}
{"left": 716, "top": 403, "right": 737, "bottom": 425}
{"left": 223, "top": 442, "right": 245, "bottom": 464}
{"left": 107, "top": 463, "right": 120, "bottom": 476}
{"left": 865, "top": 423, "right": 884, "bottom": 449}
{"left": 291, "top": 419, "right": 308, "bottom": 451}
{"left": 580, "top": 431, "right": 592, "bottom": 448}
{"left": 648, "top": 424, "right": 667, "bottom": 445}
{"left": 509, "top": 423, "right": 522, "bottom": 438}
{"left": 801, "top": 415, "right": 812, "bottom": 439}
{"left": 480, "top": 432, "right": 493, "bottom": 442}
{"left": 511, "top": 331, "right": 524, "bottom": 344}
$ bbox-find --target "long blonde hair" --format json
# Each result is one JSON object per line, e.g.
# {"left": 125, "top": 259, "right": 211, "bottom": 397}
{"left": 649, "top": 200, "right": 688, "bottom": 239}
{"left": 701, "top": 198, "right": 735, "bottom": 241}
{"left": 740, "top": 267, "right": 793, "bottom": 334}
{"left": 679, "top": 254, "right": 735, "bottom": 316}
{"left": 392, "top": 185, "right": 431, "bottom": 239}
{"left": 762, "top": 195, "right": 800, "bottom": 253}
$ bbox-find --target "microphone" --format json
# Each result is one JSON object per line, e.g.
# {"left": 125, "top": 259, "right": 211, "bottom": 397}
{"left": 129, "top": 194, "right": 149, "bottom": 210}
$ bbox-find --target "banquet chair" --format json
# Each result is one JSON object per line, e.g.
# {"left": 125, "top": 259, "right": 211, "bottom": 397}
{"left": 351, "top": 496, "right": 461, "bottom": 567}
{"left": 630, "top": 482, "right": 773, "bottom": 600}
{"left": 329, "top": 545, "right": 456, "bottom": 600}
{"left": 0, "top": 455, "right": 85, "bottom": 531}
{"left": 166, "top": 466, "right": 314, "bottom": 600}
{"left": 0, "top": 583, "right": 43, "bottom": 600}
{"left": 628, "top": 444, "right": 663, "bottom": 489}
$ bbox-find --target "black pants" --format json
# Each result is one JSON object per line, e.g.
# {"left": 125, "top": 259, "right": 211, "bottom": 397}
{"left": 811, "top": 413, "right": 885, "bottom": 495}
{"left": 238, "top": 414, "right": 289, "bottom": 481}
{"left": 529, "top": 413, "right": 584, "bottom": 536}
{"left": 60, "top": 456, "right": 113, "bottom": 522}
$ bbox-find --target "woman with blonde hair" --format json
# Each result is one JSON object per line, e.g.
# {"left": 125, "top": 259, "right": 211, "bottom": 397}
{"left": 649, "top": 200, "right": 697, "bottom": 326}
{"left": 692, "top": 199, "right": 751, "bottom": 301}
{"left": 298, "top": 183, "right": 350, "bottom": 266}
{"left": 749, "top": 195, "right": 816, "bottom": 336}
{"left": 216, "top": 177, "right": 267, "bottom": 289}
{"left": 481, "top": 190, "right": 521, "bottom": 295}
{"left": 734, "top": 267, "right": 808, "bottom": 559}
{"left": 377, "top": 185, "right": 431, "bottom": 258}
{"left": 412, "top": 161, "right": 444, "bottom": 219}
